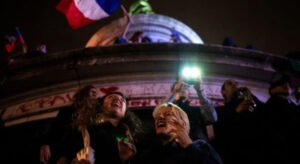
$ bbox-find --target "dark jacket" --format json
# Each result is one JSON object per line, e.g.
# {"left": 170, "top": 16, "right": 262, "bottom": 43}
{"left": 40, "top": 106, "right": 79, "bottom": 163}
{"left": 262, "top": 95, "right": 300, "bottom": 164}
{"left": 88, "top": 122, "right": 131, "bottom": 164}
{"left": 213, "top": 95, "right": 265, "bottom": 164}
{"left": 175, "top": 100, "right": 209, "bottom": 141}
{"left": 141, "top": 139, "right": 223, "bottom": 164}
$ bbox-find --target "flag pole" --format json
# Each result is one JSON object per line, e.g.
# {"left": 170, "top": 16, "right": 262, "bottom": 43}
{"left": 120, "top": 5, "right": 131, "bottom": 38}
{"left": 15, "top": 26, "right": 28, "bottom": 54}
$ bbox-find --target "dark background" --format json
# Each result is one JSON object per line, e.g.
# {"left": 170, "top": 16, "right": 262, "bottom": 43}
{"left": 1, "top": 0, "right": 299, "bottom": 55}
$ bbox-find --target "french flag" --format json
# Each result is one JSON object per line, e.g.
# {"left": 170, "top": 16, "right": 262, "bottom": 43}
{"left": 57, "top": 0, "right": 121, "bottom": 29}
{"left": 15, "top": 27, "right": 25, "bottom": 45}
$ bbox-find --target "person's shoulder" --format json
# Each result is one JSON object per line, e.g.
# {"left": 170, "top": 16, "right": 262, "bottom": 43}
{"left": 191, "top": 139, "right": 220, "bottom": 153}
{"left": 193, "top": 138, "right": 209, "bottom": 144}
{"left": 191, "top": 139, "right": 224, "bottom": 164}
{"left": 89, "top": 122, "right": 113, "bottom": 130}
{"left": 189, "top": 139, "right": 210, "bottom": 150}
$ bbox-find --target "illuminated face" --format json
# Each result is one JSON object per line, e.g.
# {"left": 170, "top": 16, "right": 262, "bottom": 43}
{"left": 154, "top": 106, "right": 178, "bottom": 138}
{"left": 102, "top": 94, "right": 126, "bottom": 119}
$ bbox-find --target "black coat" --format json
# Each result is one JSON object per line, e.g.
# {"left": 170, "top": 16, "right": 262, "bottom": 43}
{"left": 262, "top": 95, "right": 300, "bottom": 164}
{"left": 175, "top": 100, "right": 209, "bottom": 141}
{"left": 88, "top": 122, "right": 130, "bottom": 164}
{"left": 140, "top": 139, "right": 223, "bottom": 164}
{"left": 213, "top": 96, "right": 265, "bottom": 164}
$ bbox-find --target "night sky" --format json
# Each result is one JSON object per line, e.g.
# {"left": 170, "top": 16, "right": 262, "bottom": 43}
{"left": 1, "top": 0, "right": 299, "bottom": 55}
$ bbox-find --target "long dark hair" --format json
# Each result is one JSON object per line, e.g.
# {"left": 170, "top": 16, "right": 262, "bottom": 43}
{"left": 122, "top": 110, "right": 144, "bottom": 142}
{"left": 72, "top": 85, "right": 99, "bottom": 130}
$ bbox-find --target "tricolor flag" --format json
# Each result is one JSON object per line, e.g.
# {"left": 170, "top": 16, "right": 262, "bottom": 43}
{"left": 15, "top": 27, "right": 25, "bottom": 45}
{"left": 4, "top": 27, "right": 27, "bottom": 54}
{"left": 85, "top": 6, "right": 130, "bottom": 47}
{"left": 15, "top": 27, "right": 27, "bottom": 54}
{"left": 57, "top": 0, "right": 121, "bottom": 29}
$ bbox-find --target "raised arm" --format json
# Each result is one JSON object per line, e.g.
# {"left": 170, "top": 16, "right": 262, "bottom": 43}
{"left": 163, "top": 79, "right": 189, "bottom": 103}
{"left": 193, "top": 80, "right": 218, "bottom": 124}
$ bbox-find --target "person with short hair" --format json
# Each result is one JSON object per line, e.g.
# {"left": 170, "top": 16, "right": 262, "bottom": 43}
{"left": 214, "top": 79, "right": 265, "bottom": 164}
{"left": 141, "top": 102, "right": 223, "bottom": 164}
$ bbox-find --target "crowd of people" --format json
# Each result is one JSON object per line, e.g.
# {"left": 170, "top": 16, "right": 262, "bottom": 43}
{"left": 222, "top": 37, "right": 257, "bottom": 50}
{"left": 214, "top": 74, "right": 300, "bottom": 164}
{"left": 38, "top": 72, "right": 300, "bottom": 164}
{"left": 113, "top": 28, "right": 181, "bottom": 45}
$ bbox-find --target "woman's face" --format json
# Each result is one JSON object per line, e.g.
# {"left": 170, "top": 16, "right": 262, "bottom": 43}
{"left": 154, "top": 107, "right": 181, "bottom": 137}
{"left": 102, "top": 94, "right": 127, "bottom": 119}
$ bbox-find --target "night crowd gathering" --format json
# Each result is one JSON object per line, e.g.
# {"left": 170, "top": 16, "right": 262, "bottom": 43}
{"left": 1, "top": 0, "right": 300, "bottom": 164}
{"left": 35, "top": 74, "right": 300, "bottom": 164}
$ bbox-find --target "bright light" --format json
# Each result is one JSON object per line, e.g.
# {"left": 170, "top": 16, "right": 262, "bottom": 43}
{"left": 181, "top": 66, "right": 202, "bottom": 80}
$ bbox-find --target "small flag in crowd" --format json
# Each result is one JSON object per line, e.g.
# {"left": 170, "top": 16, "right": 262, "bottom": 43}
{"left": 56, "top": 0, "right": 121, "bottom": 29}
{"left": 15, "top": 27, "right": 27, "bottom": 54}
{"left": 4, "top": 27, "right": 27, "bottom": 54}
{"left": 4, "top": 35, "right": 16, "bottom": 53}
{"left": 15, "top": 27, "right": 25, "bottom": 45}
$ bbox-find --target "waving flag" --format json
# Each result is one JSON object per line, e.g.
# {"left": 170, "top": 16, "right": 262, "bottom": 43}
{"left": 15, "top": 27, "right": 25, "bottom": 45}
{"left": 15, "top": 27, "right": 28, "bottom": 54}
{"left": 85, "top": 6, "right": 130, "bottom": 47}
{"left": 57, "top": 0, "right": 121, "bottom": 29}
{"left": 4, "top": 27, "right": 27, "bottom": 54}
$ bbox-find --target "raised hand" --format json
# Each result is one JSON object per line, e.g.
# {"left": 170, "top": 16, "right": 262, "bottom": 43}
{"left": 76, "top": 146, "right": 95, "bottom": 164}
{"left": 168, "top": 117, "right": 192, "bottom": 148}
